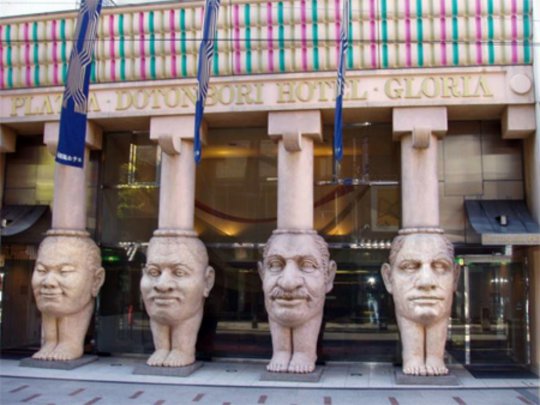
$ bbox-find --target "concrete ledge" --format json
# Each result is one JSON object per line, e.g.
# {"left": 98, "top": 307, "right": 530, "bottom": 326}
{"left": 394, "top": 369, "right": 460, "bottom": 386}
{"left": 19, "top": 355, "right": 98, "bottom": 370}
{"left": 133, "top": 361, "right": 203, "bottom": 377}
{"left": 260, "top": 367, "right": 324, "bottom": 383}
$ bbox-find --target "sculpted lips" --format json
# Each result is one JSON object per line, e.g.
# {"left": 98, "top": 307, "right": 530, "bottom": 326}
{"left": 152, "top": 295, "right": 180, "bottom": 305}
{"left": 38, "top": 291, "right": 62, "bottom": 299}
{"left": 409, "top": 296, "right": 444, "bottom": 304}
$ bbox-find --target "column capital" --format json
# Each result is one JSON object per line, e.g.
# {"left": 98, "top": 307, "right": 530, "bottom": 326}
{"left": 150, "top": 115, "right": 207, "bottom": 156}
{"left": 268, "top": 110, "right": 322, "bottom": 152}
{"left": 43, "top": 120, "right": 103, "bottom": 155}
{"left": 0, "top": 125, "right": 16, "bottom": 153}
{"left": 392, "top": 107, "right": 448, "bottom": 148}
{"left": 502, "top": 105, "right": 536, "bottom": 139}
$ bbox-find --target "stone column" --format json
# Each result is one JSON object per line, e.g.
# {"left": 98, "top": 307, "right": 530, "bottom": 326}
{"left": 0, "top": 126, "right": 16, "bottom": 209}
{"left": 149, "top": 116, "right": 206, "bottom": 231}
{"left": 384, "top": 107, "right": 457, "bottom": 377}
{"left": 392, "top": 107, "right": 448, "bottom": 228}
{"left": 141, "top": 115, "right": 215, "bottom": 369}
{"left": 261, "top": 110, "right": 337, "bottom": 375}
{"left": 44, "top": 121, "right": 102, "bottom": 230}
{"left": 31, "top": 120, "right": 105, "bottom": 362}
{"left": 268, "top": 110, "right": 323, "bottom": 230}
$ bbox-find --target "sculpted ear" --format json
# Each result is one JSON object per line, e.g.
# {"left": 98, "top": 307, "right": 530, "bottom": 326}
{"left": 381, "top": 263, "right": 393, "bottom": 294}
{"left": 204, "top": 266, "right": 215, "bottom": 298}
{"left": 257, "top": 261, "right": 264, "bottom": 280}
{"left": 325, "top": 260, "right": 337, "bottom": 293}
{"left": 92, "top": 267, "right": 106, "bottom": 297}
{"left": 453, "top": 263, "right": 461, "bottom": 292}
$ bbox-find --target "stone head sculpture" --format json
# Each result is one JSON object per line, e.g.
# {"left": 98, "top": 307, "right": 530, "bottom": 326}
{"left": 141, "top": 231, "right": 215, "bottom": 367}
{"left": 381, "top": 229, "right": 460, "bottom": 376}
{"left": 259, "top": 230, "right": 336, "bottom": 373}
{"left": 31, "top": 230, "right": 105, "bottom": 361}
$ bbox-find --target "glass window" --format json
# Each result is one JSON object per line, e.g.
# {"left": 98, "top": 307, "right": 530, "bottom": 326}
{"left": 447, "top": 252, "right": 530, "bottom": 367}
{"left": 195, "top": 128, "right": 277, "bottom": 243}
{"left": 96, "top": 123, "right": 403, "bottom": 361}
{"left": 4, "top": 135, "right": 99, "bottom": 234}
{"left": 100, "top": 132, "right": 159, "bottom": 246}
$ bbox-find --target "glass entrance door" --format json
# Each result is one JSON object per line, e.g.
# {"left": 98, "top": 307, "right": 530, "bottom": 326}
{"left": 451, "top": 254, "right": 531, "bottom": 366}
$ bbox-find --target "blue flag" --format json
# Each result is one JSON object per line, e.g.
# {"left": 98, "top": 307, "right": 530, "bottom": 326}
{"left": 56, "top": 0, "right": 103, "bottom": 168}
{"left": 333, "top": 0, "right": 350, "bottom": 163}
{"left": 194, "top": 0, "right": 221, "bottom": 163}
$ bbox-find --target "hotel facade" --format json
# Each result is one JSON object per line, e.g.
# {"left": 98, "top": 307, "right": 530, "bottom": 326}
{"left": 1, "top": 0, "right": 539, "bottom": 377}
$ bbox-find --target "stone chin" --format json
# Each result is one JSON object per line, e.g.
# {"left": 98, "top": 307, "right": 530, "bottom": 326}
{"left": 143, "top": 294, "right": 205, "bottom": 326}
{"left": 34, "top": 293, "right": 94, "bottom": 317}
{"left": 265, "top": 299, "right": 324, "bottom": 328}
{"left": 267, "top": 300, "right": 313, "bottom": 327}
{"left": 399, "top": 307, "right": 447, "bottom": 326}
{"left": 35, "top": 297, "right": 86, "bottom": 317}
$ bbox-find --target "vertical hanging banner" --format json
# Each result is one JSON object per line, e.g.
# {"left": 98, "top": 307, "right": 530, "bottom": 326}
{"left": 56, "top": 0, "right": 103, "bottom": 168}
{"left": 194, "top": 0, "right": 221, "bottom": 163}
{"left": 333, "top": 0, "right": 350, "bottom": 164}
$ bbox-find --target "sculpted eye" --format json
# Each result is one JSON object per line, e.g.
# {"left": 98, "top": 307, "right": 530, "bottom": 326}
{"left": 267, "top": 258, "right": 284, "bottom": 272}
{"left": 60, "top": 265, "right": 76, "bottom": 274}
{"left": 145, "top": 266, "right": 161, "bottom": 277}
{"left": 400, "top": 261, "right": 420, "bottom": 272}
{"left": 300, "top": 259, "right": 318, "bottom": 273}
{"left": 173, "top": 266, "right": 187, "bottom": 277}
{"left": 432, "top": 260, "right": 451, "bottom": 273}
{"left": 35, "top": 264, "right": 47, "bottom": 273}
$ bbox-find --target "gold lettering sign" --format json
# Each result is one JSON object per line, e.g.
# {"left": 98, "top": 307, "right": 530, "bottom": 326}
{"left": 8, "top": 75, "right": 496, "bottom": 118}
{"left": 384, "top": 76, "right": 494, "bottom": 100}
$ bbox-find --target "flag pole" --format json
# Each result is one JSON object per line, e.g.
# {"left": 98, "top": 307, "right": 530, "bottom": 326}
{"left": 333, "top": 0, "right": 350, "bottom": 183}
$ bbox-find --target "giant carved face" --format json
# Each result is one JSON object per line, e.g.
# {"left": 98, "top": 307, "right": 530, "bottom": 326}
{"left": 141, "top": 236, "right": 215, "bottom": 325}
{"left": 259, "top": 233, "right": 336, "bottom": 327}
{"left": 381, "top": 233, "right": 460, "bottom": 324}
{"left": 32, "top": 235, "right": 105, "bottom": 317}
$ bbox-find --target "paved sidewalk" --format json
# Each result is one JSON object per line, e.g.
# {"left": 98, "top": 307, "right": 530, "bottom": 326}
{"left": 1, "top": 357, "right": 539, "bottom": 405}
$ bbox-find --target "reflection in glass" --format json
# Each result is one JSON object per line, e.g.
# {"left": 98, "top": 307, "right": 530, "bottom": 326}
{"left": 447, "top": 253, "right": 529, "bottom": 367}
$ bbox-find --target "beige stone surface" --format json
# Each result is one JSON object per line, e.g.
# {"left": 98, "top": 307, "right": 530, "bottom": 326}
{"left": 401, "top": 134, "right": 440, "bottom": 228}
{"left": 259, "top": 231, "right": 336, "bottom": 374}
{"left": 141, "top": 234, "right": 214, "bottom": 368}
{"left": 268, "top": 110, "right": 322, "bottom": 230}
{"left": 158, "top": 141, "right": 195, "bottom": 230}
{"left": 31, "top": 231, "right": 105, "bottom": 361}
{"left": 502, "top": 105, "right": 536, "bottom": 139}
{"left": 381, "top": 232, "right": 459, "bottom": 376}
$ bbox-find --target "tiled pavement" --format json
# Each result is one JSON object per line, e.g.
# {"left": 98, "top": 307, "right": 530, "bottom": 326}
{"left": 1, "top": 357, "right": 538, "bottom": 405}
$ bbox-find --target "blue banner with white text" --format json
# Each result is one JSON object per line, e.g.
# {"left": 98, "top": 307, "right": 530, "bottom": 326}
{"left": 194, "top": 0, "right": 221, "bottom": 164}
{"left": 56, "top": 0, "right": 103, "bottom": 168}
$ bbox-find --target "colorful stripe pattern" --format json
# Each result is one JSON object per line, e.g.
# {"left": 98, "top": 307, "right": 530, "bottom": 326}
{"left": 0, "top": 0, "right": 534, "bottom": 89}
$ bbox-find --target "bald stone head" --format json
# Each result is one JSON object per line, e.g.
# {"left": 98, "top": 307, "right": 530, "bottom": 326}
{"left": 381, "top": 233, "right": 460, "bottom": 324}
{"left": 258, "top": 232, "right": 336, "bottom": 327}
{"left": 141, "top": 235, "right": 215, "bottom": 325}
{"left": 32, "top": 234, "right": 105, "bottom": 317}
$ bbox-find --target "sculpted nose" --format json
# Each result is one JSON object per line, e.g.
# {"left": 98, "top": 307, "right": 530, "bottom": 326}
{"left": 277, "top": 260, "right": 302, "bottom": 290}
{"left": 42, "top": 272, "right": 58, "bottom": 288}
{"left": 154, "top": 271, "right": 174, "bottom": 292}
{"left": 416, "top": 264, "right": 437, "bottom": 290}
